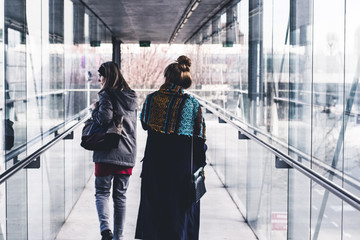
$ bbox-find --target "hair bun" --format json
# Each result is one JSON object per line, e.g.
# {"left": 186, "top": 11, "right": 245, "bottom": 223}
{"left": 177, "top": 55, "right": 191, "bottom": 71}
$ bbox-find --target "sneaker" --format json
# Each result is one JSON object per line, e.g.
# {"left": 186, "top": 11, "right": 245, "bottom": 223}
{"left": 101, "top": 229, "right": 113, "bottom": 240}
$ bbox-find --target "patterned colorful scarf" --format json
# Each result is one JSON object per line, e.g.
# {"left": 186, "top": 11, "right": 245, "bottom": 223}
{"left": 140, "top": 82, "right": 206, "bottom": 139}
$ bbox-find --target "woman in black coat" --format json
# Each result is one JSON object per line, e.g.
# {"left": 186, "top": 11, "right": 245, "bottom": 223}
{"left": 135, "top": 56, "right": 206, "bottom": 240}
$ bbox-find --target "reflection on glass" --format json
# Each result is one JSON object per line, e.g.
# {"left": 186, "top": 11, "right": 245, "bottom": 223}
{"left": 270, "top": 0, "right": 289, "bottom": 145}
{"left": 344, "top": 0, "right": 360, "bottom": 201}
{"left": 2, "top": 0, "right": 111, "bottom": 239}
{"left": 311, "top": 1, "right": 345, "bottom": 238}
{"left": 288, "top": 0, "right": 313, "bottom": 238}
{"left": 288, "top": 169, "right": 311, "bottom": 240}
{"left": 312, "top": 0, "right": 344, "bottom": 174}
{"left": 26, "top": 0, "right": 42, "bottom": 142}
{"left": 311, "top": 183, "right": 342, "bottom": 239}
{"left": 343, "top": 203, "right": 360, "bottom": 240}
{"left": 1, "top": 0, "right": 359, "bottom": 239}
{"left": 344, "top": 0, "right": 360, "bottom": 236}
{"left": 5, "top": 25, "right": 26, "bottom": 154}
{"left": 4, "top": 0, "right": 28, "bottom": 238}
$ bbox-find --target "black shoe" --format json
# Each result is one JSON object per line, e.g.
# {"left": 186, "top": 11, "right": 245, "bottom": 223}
{"left": 101, "top": 229, "right": 113, "bottom": 240}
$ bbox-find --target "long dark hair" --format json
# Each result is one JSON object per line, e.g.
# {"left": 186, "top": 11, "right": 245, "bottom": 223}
{"left": 164, "top": 55, "right": 192, "bottom": 89}
{"left": 98, "top": 61, "right": 130, "bottom": 94}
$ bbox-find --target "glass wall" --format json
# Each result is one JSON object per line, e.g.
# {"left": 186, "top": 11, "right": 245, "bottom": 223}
{"left": 0, "top": 0, "right": 112, "bottom": 239}
{"left": 120, "top": 0, "right": 359, "bottom": 236}
{"left": 120, "top": 0, "right": 360, "bottom": 238}
{"left": 0, "top": 0, "right": 356, "bottom": 238}
{"left": 184, "top": 0, "right": 360, "bottom": 239}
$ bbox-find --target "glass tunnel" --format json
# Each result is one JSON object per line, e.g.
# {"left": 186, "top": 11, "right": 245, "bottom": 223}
{"left": 0, "top": 0, "right": 360, "bottom": 239}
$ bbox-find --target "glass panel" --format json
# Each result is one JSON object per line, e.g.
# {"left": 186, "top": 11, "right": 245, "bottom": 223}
{"left": 204, "top": 112, "right": 226, "bottom": 181}
{"left": 311, "top": 3, "right": 345, "bottom": 237}
{"left": 312, "top": 0, "right": 344, "bottom": 173}
{"left": 344, "top": 1, "right": 360, "bottom": 235}
{"left": 287, "top": 1, "right": 313, "bottom": 238}
{"left": 343, "top": 203, "right": 360, "bottom": 240}
{"left": 234, "top": 0, "right": 249, "bottom": 124}
{"left": 65, "top": 0, "right": 86, "bottom": 119}
{"left": 47, "top": 0, "right": 65, "bottom": 129}
{"left": 220, "top": 12, "right": 226, "bottom": 45}
{"left": 236, "top": 134, "right": 248, "bottom": 214}
{"left": 246, "top": 140, "right": 272, "bottom": 239}
{"left": 42, "top": 138, "right": 65, "bottom": 239}
{"left": 311, "top": 183, "right": 342, "bottom": 239}
{"left": 27, "top": 144, "right": 43, "bottom": 238}
{"left": 247, "top": 0, "right": 261, "bottom": 128}
{"left": 272, "top": 0, "right": 289, "bottom": 147}
{"left": 25, "top": 2, "right": 44, "bottom": 238}
{"left": 5, "top": 0, "right": 27, "bottom": 156}
{"left": 204, "top": 108, "right": 288, "bottom": 240}
{"left": 213, "top": 118, "right": 226, "bottom": 181}
{"left": 271, "top": 167, "right": 288, "bottom": 240}
{"left": 288, "top": 169, "right": 311, "bottom": 239}
{"left": 5, "top": 166, "right": 27, "bottom": 239}
{"left": 64, "top": 0, "right": 73, "bottom": 120}
{"left": 224, "top": 121, "right": 241, "bottom": 207}
{"left": 344, "top": 0, "right": 360, "bottom": 200}
{"left": 4, "top": 0, "right": 28, "bottom": 239}
{"left": 2, "top": 0, "right": 107, "bottom": 238}
{"left": 288, "top": 0, "right": 313, "bottom": 166}
{"left": 0, "top": 182, "right": 5, "bottom": 239}
{"left": 26, "top": 0, "right": 42, "bottom": 141}
{"left": 63, "top": 0, "right": 74, "bottom": 221}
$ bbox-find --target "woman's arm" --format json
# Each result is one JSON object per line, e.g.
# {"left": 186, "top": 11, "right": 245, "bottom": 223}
{"left": 92, "top": 91, "right": 113, "bottom": 126}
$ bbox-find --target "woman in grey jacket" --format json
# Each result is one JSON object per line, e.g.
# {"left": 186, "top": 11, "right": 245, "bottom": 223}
{"left": 91, "top": 61, "right": 137, "bottom": 240}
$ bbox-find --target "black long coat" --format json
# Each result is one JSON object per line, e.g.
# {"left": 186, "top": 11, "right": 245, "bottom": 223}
{"left": 135, "top": 130, "right": 206, "bottom": 240}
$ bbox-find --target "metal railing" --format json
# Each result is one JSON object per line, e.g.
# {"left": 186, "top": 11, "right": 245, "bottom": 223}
{"left": 0, "top": 111, "right": 90, "bottom": 184}
{"left": 5, "top": 108, "right": 90, "bottom": 163}
{"left": 190, "top": 91, "right": 360, "bottom": 189}
{"left": 192, "top": 93, "right": 360, "bottom": 212}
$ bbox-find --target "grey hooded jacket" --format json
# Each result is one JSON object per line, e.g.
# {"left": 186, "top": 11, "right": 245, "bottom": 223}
{"left": 92, "top": 89, "right": 137, "bottom": 167}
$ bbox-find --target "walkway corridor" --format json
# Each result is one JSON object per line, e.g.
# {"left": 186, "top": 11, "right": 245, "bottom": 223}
{"left": 55, "top": 121, "right": 257, "bottom": 240}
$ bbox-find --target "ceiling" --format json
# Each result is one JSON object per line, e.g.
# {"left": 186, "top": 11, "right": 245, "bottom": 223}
{"left": 82, "top": 0, "right": 234, "bottom": 44}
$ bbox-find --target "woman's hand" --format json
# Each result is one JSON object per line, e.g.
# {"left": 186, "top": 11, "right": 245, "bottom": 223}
{"left": 91, "top": 101, "right": 99, "bottom": 110}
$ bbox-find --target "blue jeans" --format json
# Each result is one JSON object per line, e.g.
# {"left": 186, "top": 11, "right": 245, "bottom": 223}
{"left": 95, "top": 174, "right": 130, "bottom": 240}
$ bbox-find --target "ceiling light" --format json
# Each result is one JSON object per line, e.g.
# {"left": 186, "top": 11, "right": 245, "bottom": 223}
{"left": 192, "top": 1, "right": 200, "bottom": 11}
{"left": 187, "top": 11, "right": 193, "bottom": 18}
{"left": 169, "top": 0, "right": 201, "bottom": 44}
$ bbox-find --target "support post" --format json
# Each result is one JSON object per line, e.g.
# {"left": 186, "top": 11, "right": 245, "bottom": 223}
{"left": 211, "top": 16, "right": 221, "bottom": 44}
{"left": 112, "top": 37, "right": 121, "bottom": 69}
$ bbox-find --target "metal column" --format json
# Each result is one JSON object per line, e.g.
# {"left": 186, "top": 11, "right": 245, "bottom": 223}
{"left": 112, "top": 37, "right": 121, "bottom": 69}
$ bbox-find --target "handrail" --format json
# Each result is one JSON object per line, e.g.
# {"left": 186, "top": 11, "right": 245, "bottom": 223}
{"left": 192, "top": 93, "right": 360, "bottom": 212}
{"left": 190, "top": 91, "right": 360, "bottom": 189}
{"left": 0, "top": 113, "right": 91, "bottom": 185}
{"left": 5, "top": 90, "right": 64, "bottom": 105}
{"left": 4, "top": 89, "right": 100, "bottom": 105}
{"left": 5, "top": 107, "right": 90, "bottom": 162}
